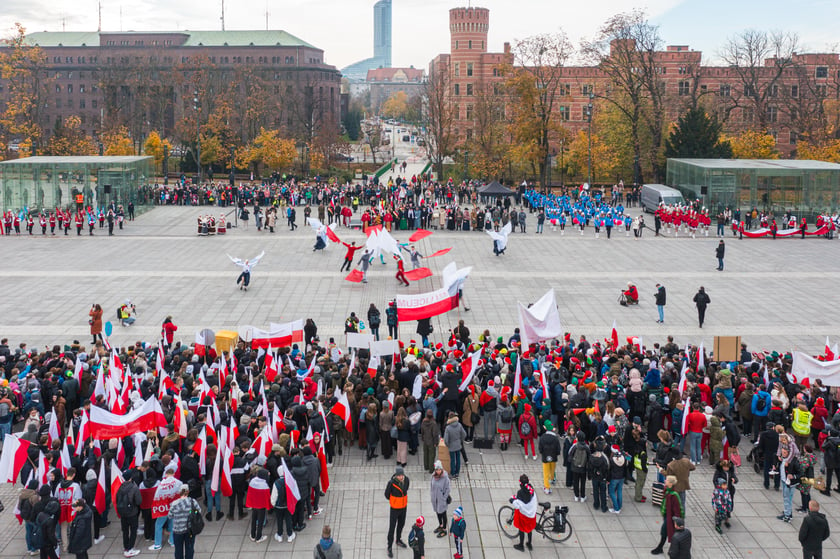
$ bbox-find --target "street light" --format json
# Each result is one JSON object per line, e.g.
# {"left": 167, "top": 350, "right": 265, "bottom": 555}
{"left": 463, "top": 149, "right": 469, "bottom": 181}
{"left": 193, "top": 90, "right": 201, "bottom": 185}
{"left": 586, "top": 92, "right": 594, "bottom": 187}
{"left": 559, "top": 138, "right": 565, "bottom": 189}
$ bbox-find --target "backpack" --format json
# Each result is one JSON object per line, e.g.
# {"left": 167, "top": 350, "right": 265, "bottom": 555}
{"left": 572, "top": 445, "right": 588, "bottom": 469}
{"left": 755, "top": 395, "right": 767, "bottom": 412}
{"left": 520, "top": 420, "right": 531, "bottom": 437}
{"left": 0, "top": 402, "right": 9, "bottom": 418}
{"left": 408, "top": 526, "right": 420, "bottom": 549}
{"left": 498, "top": 406, "right": 514, "bottom": 423}
{"left": 19, "top": 497, "right": 34, "bottom": 522}
{"left": 187, "top": 499, "right": 205, "bottom": 536}
{"left": 369, "top": 310, "right": 381, "bottom": 327}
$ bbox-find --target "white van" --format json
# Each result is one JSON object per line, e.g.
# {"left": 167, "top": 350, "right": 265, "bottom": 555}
{"left": 641, "top": 184, "right": 685, "bottom": 213}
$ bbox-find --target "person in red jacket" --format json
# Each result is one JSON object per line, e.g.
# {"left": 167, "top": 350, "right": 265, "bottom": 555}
{"left": 340, "top": 241, "right": 362, "bottom": 272}
{"left": 811, "top": 397, "right": 829, "bottom": 445}
{"left": 518, "top": 404, "right": 539, "bottom": 460}
{"left": 685, "top": 402, "right": 707, "bottom": 465}
{"left": 161, "top": 316, "right": 178, "bottom": 349}
{"left": 245, "top": 469, "right": 272, "bottom": 543}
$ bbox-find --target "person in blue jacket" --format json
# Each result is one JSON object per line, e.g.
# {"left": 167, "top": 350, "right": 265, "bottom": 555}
{"left": 750, "top": 385, "right": 772, "bottom": 442}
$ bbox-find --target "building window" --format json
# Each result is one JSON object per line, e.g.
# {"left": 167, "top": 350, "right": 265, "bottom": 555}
{"left": 678, "top": 81, "right": 690, "bottom": 96}
{"left": 67, "top": 84, "right": 73, "bottom": 94}
{"left": 454, "top": 63, "right": 460, "bottom": 77}
{"left": 790, "top": 131, "right": 798, "bottom": 144}
{"left": 454, "top": 84, "right": 460, "bottom": 96}
{"left": 769, "top": 84, "right": 778, "bottom": 97}
{"left": 678, "top": 66, "right": 689, "bottom": 74}
{"left": 766, "top": 106, "right": 777, "bottom": 123}
{"left": 465, "top": 129, "right": 473, "bottom": 140}
{"left": 466, "top": 63, "right": 473, "bottom": 77}
{"left": 92, "top": 100, "right": 97, "bottom": 108}
{"left": 55, "top": 98, "right": 61, "bottom": 108}
{"left": 816, "top": 84, "right": 827, "bottom": 97}
{"left": 455, "top": 40, "right": 459, "bottom": 50}
{"left": 453, "top": 104, "right": 460, "bottom": 119}
{"left": 106, "top": 40, "right": 115, "bottom": 46}
{"left": 744, "top": 85, "right": 756, "bottom": 98}
{"left": 581, "top": 84, "right": 592, "bottom": 95}
{"left": 789, "top": 85, "right": 798, "bottom": 98}
{"left": 560, "top": 84, "right": 570, "bottom": 96}
{"left": 816, "top": 66, "right": 828, "bottom": 78}
{"left": 121, "top": 40, "right": 129, "bottom": 46}
{"left": 559, "top": 106, "right": 569, "bottom": 121}
{"left": 80, "top": 100, "right": 85, "bottom": 108}
{"left": 466, "top": 83, "right": 473, "bottom": 96}
{"left": 468, "top": 40, "right": 472, "bottom": 49}
{"left": 79, "top": 84, "right": 85, "bottom": 94}
{"left": 55, "top": 84, "right": 61, "bottom": 93}
{"left": 466, "top": 105, "right": 473, "bottom": 120}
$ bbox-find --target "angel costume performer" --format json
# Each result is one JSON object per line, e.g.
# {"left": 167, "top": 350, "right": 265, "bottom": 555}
{"left": 228, "top": 250, "right": 265, "bottom": 290}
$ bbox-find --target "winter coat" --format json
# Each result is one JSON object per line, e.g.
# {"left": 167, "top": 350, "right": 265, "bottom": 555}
{"left": 429, "top": 471, "right": 451, "bottom": 514}
{"left": 443, "top": 418, "right": 467, "bottom": 452}
{"left": 709, "top": 416, "right": 724, "bottom": 460}
{"left": 68, "top": 504, "right": 93, "bottom": 553}
{"left": 89, "top": 308, "right": 103, "bottom": 336}
{"left": 462, "top": 395, "right": 480, "bottom": 427}
{"left": 518, "top": 412, "right": 538, "bottom": 441}
{"left": 116, "top": 480, "right": 142, "bottom": 518}
{"left": 420, "top": 417, "right": 440, "bottom": 447}
{"left": 37, "top": 501, "right": 60, "bottom": 549}
{"left": 799, "top": 511, "right": 830, "bottom": 552}
{"left": 668, "top": 528, "right": 692, "bottom": 559}
{"left": 538, "top": 431, "right": 562, "bottom": 463}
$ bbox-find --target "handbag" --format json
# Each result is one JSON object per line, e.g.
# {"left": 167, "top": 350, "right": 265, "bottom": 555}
{"left": 730, "top": 448, "right": 742, "bottom": 467}
{"left": 471, "top": 412, "right": 480, "bottom": 424}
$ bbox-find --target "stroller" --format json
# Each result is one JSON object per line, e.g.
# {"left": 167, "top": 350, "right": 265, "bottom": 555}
{"left": 746, "top": 442, "right": 764, "bottom": 474}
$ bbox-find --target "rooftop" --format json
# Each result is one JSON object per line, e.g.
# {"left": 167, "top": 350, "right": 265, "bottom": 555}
{"left": 669, "top": 158, "right": 840, "bottom": 171}
{"left": 0, "top": 156, "right": 153, "bottom": 165}
{"left": 22, "top": 30, "right": 315, "bottom": 49}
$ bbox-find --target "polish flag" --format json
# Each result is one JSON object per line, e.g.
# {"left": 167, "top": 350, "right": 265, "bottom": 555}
{"left": 89, "top": 397, "right": 167, "bottom": 440}
{"left": 110, "top": 460, "right": 124, "bottom": 514}
{"left": 264, "top": 349, "right": 278, "bottom": 383}
{"left": 195, "top": 428, "right": 207, "bottom": 476}
{"left": 0, "top": 435, "right": 32, "bottom": 483}
{"left": 347, "top": 350, "right": 356, "bottom": 376}
{"left": 110, "top": 350, "right": 125, "bottom": 383}
{"left": 297, "top": 355, "right": 317, "bottom": 380}
{"left": 677, "top": 361, "right": 688, "bottom": 395}
{"left": 318, "top": 402, "right": 330, "bottom": 442}
{"left": 317, "top": 436, "right": 330, "bottom": 493}
{"left": 253, "top": 428, "right": 273, "bottom": 458}
{"left": 57, "top": 438, "right": 72, "bottom": 476}
{"left": 763, "top": 362, "right": 770, "bottom": 388}
{"left": 173, "top": 398, "right": 188, "bottom": 438}
{"left": 91, "top": 367, "right": 106, "bottom": 404}
{"left": 73, "top": 357, "right": 83, "bottom": 383}
{"left": 220, "top": 447, "right": 234, "bottom": 497}
{"left": 367, "top": 353, "right": 381, "bottom": 378}
{"left": 281, "top": 459, "right": 301, "bottom": 514}
{"left": 75, "top": 412, "right": 90, "bottom": 456}
{"left": 116, "top": 438, "right": 125, "bottom": 468}
{"left": 458, "top": 348, "right": 482, "bottom": 392}
{"left": 47, "top": 412, "right": 61, "bottom": 447}
{"left": 330, "top": 390, "right": 353, "bottom": 432}
{"left": 210, "top": 444, "right": 221, "bottom": 496}
{"left": 825, "top": 337, "right": 835, "bottom": 361}
{"left": 194, "top": 331, "right": 210, "bottom": 356}
{"left": 156, "top": 343, "right": 166, "bottom": 376}
{"left": 681, "top": 397, "right": 690, "bottom": 435}
{"left": 251, "top": 320, "right": 305, "bottom": 350}
{"left": 36, "top": 451, "right": 49, "bottom": 485}
{"left": 94, "top": 460, "right": 107, "bottom": 514}
{"left": 697, "top": 341, "right": 705, "bottom": 371}
{"left": 218, "top": 353, "right": 227, "bottom": 391}
{"left": 158, "top": 369, "right": 175, "bottom": 399}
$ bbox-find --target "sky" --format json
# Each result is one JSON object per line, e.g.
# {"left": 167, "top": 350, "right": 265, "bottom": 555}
{"left": 1, "top": 0, "right": 838, "bottom": 70}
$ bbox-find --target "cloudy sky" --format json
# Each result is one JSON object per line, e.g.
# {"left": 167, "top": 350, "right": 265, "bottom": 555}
{"left": 1, "top": 0, "right": 838, "bottom": 70}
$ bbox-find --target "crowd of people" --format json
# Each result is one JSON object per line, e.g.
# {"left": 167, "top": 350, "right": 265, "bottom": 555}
{"left": 0, "top": 315, "right": 836, "bottom": 559}
{"left": 1, "top": 202, "right": 134, "bottom": 238}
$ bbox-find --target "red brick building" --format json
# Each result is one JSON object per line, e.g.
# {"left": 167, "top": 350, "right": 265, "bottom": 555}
{"left": 0, "top": 30, "right": 341, "bottom": 147}
{"left": 431, "top": 6, "right": 840, "bottom": 158}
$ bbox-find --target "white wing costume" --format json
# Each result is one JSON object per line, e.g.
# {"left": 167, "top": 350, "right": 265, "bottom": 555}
{"left": 486, "top": 221, "right": 512, "bottom": 252}
{"left": 228, "top": 250, "right": 265, "bottom": 273}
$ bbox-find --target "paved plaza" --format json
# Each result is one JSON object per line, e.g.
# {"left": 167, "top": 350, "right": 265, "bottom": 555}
{"left": 0, "top": 204, "right": 839, "bottom": 558}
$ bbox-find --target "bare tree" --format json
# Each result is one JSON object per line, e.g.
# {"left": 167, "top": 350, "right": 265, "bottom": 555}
{"left": 360, "top": 120, "right": 383, "bottom": 166}
{"left": 507, "top": 33, "right": 573, "bottom": 187}
{"left": 581, "top": 10, "right": 667, "bottom": 183}
{"left": 421, "top": 59, "right": 456, "bottom": 180}
{"left": 718, "top": 29, "right": 800, "bottom": 132}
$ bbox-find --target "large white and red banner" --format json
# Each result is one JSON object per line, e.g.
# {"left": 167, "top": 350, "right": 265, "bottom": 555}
{"left": 0, "top": 435, "right": 32, "bottom": 484}
{"left": 396, "top": 288, "right": 459, "bottom": 321}
{"left": 518, "top": 289, "right": 563, "bottom": 348}
{"left": 251, "top": 320, "right": 304, "bottom": 349}
{"left": 742, "top": 225, "right": 828, "bottom": 238}
{"left": 791, "top": 351, "right": 840, "bottom": 386}
{"left": 89, "top": 397, "right": 167, "bottom": 440}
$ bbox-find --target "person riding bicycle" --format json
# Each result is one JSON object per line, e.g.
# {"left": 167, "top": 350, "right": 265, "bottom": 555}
{"left": 620, "top": 283, "right": 639, "bottom": 306}
{"left": 509, "top": 474, "right": 537, "bottom": 552}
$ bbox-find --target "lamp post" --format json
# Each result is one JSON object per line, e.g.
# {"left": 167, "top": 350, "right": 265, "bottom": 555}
{"left": 463, "top": 149, "right": 469, "bottom": 181}
{"left": 193, "top": 90, "right": 201, "bottom": 185}
{"left": 586, "top": 92, "right": 594, "bottom": 187}
{"left": 559, "top": 138, "right": 565, "bottom": 189}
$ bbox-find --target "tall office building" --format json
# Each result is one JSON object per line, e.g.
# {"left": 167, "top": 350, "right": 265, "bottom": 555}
{"left": 342, "top": 0, "right": 392, "bottom": 81}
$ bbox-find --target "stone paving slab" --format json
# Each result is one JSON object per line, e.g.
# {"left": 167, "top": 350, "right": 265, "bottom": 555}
{"left": 1, "top": 205, "right": 840, "bottom": 558}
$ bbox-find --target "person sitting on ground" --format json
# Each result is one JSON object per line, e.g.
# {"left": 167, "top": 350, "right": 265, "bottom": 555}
{"left": 621, "top": 283, "right": 639, "bottom": 305}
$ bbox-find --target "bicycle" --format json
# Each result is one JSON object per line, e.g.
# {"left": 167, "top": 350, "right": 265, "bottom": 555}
{"left": 498, "top": 501, "right": 573, "bottom": 543}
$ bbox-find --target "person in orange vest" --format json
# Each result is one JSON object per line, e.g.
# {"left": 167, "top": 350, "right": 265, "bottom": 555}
{"left": 384, "top": 465, "right": 410, "bottom": 558}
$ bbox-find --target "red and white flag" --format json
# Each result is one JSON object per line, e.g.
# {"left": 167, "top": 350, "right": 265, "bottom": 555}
{"left": 220, "top": 447, "right": 233, "bottom": 497}
{"left": 110, "top": 460, "right": 124, "bottom": 514}
{"left": 513, "top": 352, "right": 522, "bottom": 397}
{"left": 251, "top": 320, "right": 305, "bottom": 349}
{"left": 826, "top": 337, "right": 835, "bottom": 361}
{"left": 330, "top": 390, "right": 353, "bottom": 432}
{"left": 116, "top": 438, "right": 125, "bottom": 468}
{"left": 195, "top": 428, "right": 207, "bottom": 476}
{"left": 210, "top": 445, "right": 221, "bottom": 496}
{"left": 347, "top": 350, "right": 356, "bottom": 376}
{"left": 48, "top": 413, "right": 61, "bottom": 447}
{"left": 94, "top": 460, "right": 107, "bottom": 514}
{"left": 89, "top": 397, "right": 167, "bottom": 440}
{"left": 697, "top": 341, "right": 705, "bottom": 371}
{"left": 194, "top": 331, "right": 210, "bottom": 356}
{"left": 0, "top": 435, "right": 32, "bottom": 483}
{"left": 91, "top": 367, "right": 106, "bottom": 404}
{"left": 367, "top": 353, "right": 381, "bottom": 378}
{"left": 73, "top": 357, "right": 83, "bottom": 383}
{"left": 677, "top": 361, "right": 688, "bottom": 395}
{"left": 264, "top": 348, "right": 279, "bottom": 383}
{"left": 281, "top": 459, "right": 301, "bottom": 514}
{"left": 158, "top": 369, "right": 175, "bottom": 399}
{"left": 610, "top": 320, "right": 619, "bottom": 351}
{"left": 458, "top": 348, "right": 482, "bottom": 392}
{"left": 396, "top": 287, "right": 461, "bottom": 321}
{"left": 156, "top": 343, "right": 166, "bottom": 376}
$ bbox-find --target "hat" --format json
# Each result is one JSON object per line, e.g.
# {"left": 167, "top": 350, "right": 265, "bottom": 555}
{"left": 305, "top": 402, "right": 314, "bottom": 411}
{"left": 608, "top": 425, "right": 616, "bottom": 434}
{"left": 86, "top": 469, "right": 97, "bottom": 481}
{"left": 672, "top": 516, "right": 685, "bottom": 528}
{"left": 544, "top": 420, "right": 553, "bottom": 430}
{"left": 433, "top": 460, "right": 443, "bottom": 470}
{"left": 366, "top": 388, "right": 375, "bottom": 395}
{"left": 453, "top": 506, "right": 463, "bottom": 518}
{"left": 395, "top": 466, "right": 405, "bottom": 476}
{"left": 272, "top": 444, "right": 283, "bottom": 453}
{"left": 415, "top": 516, "right": 425, "bottom": 528}
{"left": 611, "top": 444, "right": 621, "bottom": 453}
